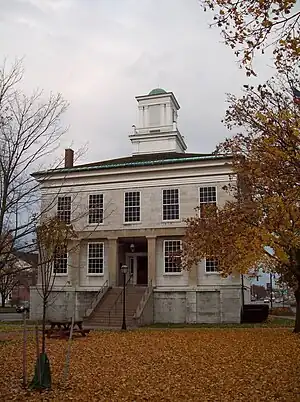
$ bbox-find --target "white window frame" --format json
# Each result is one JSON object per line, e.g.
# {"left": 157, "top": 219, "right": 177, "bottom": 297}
{"left": 88, "top": 193, "right": 104, "bottom": 225}
{"left": 163, "top": 239, "right": 182, "bottom": 275}
{"left": 123, "top": 191, "right": 141, "bottom": 224}
{"left": 205, "top": 258, "right": 219, "bottom": 274}
{"left": 53, "top": 248, "right": 68, "bottom": 276}
{"left": 87, "top": 242, "right": 104, "bottom": 276}
{"left": 198, "top": 186, "right": 217, "bottom": 217}
{"left": 162, "top": 188, "right": 180, "bottom": 222}
{"left": 57, "top": 196, "right": 72, "bottom": 224}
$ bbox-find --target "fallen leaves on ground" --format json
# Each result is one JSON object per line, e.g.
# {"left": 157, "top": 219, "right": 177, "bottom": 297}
{"left": 0, "top": 328, "right": 300, "bottom": 401}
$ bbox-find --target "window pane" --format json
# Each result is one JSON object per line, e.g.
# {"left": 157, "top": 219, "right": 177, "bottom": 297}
{"left": 89, "top": 194, "right": 104, "bottom": 224}
{"left": 53, "top": 246, "right": 68, "bottom": 274}
{"left": 88, "top": 243, "right": 104, "bottom": 274}
{"left": 164, "top": 240, "right": 182, "bottom": 273}
{"left": 199, "top": 187, "right": 216, "bottom": 217}
{"left": 57, "top": 197, "right": 71, "bottom": 224}
{"left": 124, "top": 192, "right": 140, "bottom": 222}
{"left": 162, "top": 189, "right": 179, "bottom": 221}
{"left": 205, "top": 258, "right": 218, "bottom": 273}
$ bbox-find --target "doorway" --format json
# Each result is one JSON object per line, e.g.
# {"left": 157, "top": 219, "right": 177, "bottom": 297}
{"left": 126, "top": 253, "right": 148, "bottom": 285}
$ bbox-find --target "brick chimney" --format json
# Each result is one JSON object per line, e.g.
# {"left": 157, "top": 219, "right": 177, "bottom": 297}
{"left": 65, "top": 149, "right": 74, "bottom": 168}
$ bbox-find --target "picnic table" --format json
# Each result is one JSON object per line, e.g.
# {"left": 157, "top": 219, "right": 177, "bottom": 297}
{"left": 46, "top": 320, "right": 90, "bottom": 339}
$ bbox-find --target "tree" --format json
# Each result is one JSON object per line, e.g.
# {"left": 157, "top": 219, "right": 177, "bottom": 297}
{"left": 36, "top": 217, "right": 76, "bottom": 355}
{"left": 199, "top": 0, "right": 300, "bottom": 75}
{"left": 0, "top": 59, "right": 68, "bottom": 278}
{"left": 182, "top": 72, "right": 300, "bottom": 332}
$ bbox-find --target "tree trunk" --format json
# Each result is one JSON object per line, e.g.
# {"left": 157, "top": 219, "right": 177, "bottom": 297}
{"left": 293, "top": 285, "right": 300, "bottom": 334}
{"left": 1, "top": 293, "right": 5, "bottom": 308}
{"left": 41, "top": 301, "right": 47, "bottom": 354}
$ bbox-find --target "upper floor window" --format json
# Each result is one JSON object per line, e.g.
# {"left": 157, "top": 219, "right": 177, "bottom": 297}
{"left": 87, "top": 243, "right": 104, "bottom": 275}
{"left": 162, "top": 189, "right": 179, "bottom": 221}
{"left": 124, "top": 191, "right": 140, "bottom": 223}
{"left": 57, "top": 196, "right": 71, "bottom": 224}
{"left": 199, "top": 186, "right": 217, "bottom": 217}
{"left": 53, "top": 246, "right": 68, "bottom": 275}
{"left": 205, "top": 258, "right": 219, "bottom": 273}
{"left": 88, "top": 194, "right": 104, "bottom": 224}
{"left": 164, "top": 240, "right": 182, "bottom": 273}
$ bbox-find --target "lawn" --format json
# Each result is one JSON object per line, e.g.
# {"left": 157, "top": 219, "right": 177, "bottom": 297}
{"left": 0, "top": 327, "right": 299, "bottom": 401}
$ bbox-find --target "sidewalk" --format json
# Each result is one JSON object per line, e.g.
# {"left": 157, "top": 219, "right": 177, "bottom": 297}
{"left": 269, "top": 315, "right": 295, "bottom": 320}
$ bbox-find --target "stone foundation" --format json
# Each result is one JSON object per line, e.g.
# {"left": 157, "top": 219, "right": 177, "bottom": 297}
{"left": 153, "top": 288, "right": 241, "bottom": 324}
{"left": 30, "top": 287, "right": 96, "bottom": 322}
{"left": 30, "top": 286, "right": 242, "bottom": 324}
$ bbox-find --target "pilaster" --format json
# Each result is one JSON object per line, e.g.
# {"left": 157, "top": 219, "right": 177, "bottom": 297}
{"left": 147, "top": 236, "right": 156, "bottom": 286}
{"left": 107, "top": 237, "right": 118, "bottom": 287}
{"left": 69, "top": 240, "right": 81, "bottom": 287}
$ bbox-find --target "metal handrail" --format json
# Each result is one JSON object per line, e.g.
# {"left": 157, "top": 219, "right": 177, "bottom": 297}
{"left": 134, "top": 280, "right": 153, "bottom": 321}
{"left": 108, "top": 273, "right": 133, "bottom": 325}
{"left": 84, "top": 279, "right": 109, "bottom": 318}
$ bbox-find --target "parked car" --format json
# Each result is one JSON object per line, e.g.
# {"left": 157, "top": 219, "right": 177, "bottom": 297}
{"left": 263, "top": 298, "right": 270, "bottom": 303}
{"left": 15, "top": 301, "right": 30, "bottom": 313}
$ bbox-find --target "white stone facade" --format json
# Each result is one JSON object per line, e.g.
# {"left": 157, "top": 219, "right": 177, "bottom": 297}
{"left": 30, "top": 89, "right": 250, "bottom": 324}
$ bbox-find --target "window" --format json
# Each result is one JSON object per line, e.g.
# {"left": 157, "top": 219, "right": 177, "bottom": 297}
{"left": 53, "top": 247, "right": 68, "bottom": 275}
{"left": 57, "top": 196, "right": 71, "bottom": 224}
{"left": 88, "top": 194, "right": 104, "bottom": 224}
{"left": 124, "top": 191, "right": 140, "bottom": 222}
{"left": 164, "top": 240, "right": 182, "bottom": 273}
{"left": 88, "top": 243, "right": 104, "bottom": 274}
{"left": 199, "top": 186, "right": 217, "bottom": 217}
{"left": 163, "top": 189, "right": 179, "bottom": 221}
{"left": 205, "top": 258, "right": 219, "bottom": 273}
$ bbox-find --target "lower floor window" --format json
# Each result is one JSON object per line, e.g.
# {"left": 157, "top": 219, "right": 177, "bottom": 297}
{"left": 164, "top": 240, "right": 182, "bottom": 273}
{"left": 88, "top": 243, "right": 104, "bottom": 274}
{"left": 53, "top": 247, "right": 68, "bottom": 274}
{"left": 205, "top": 258, "right": 219, "bottom": 273}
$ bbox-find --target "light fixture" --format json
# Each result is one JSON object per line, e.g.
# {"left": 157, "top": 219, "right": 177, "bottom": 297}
{"left": 121, "top": 264, "right": 128, "bottom": 275}
{"left": 130, "top": 243, "right": 135, "bottom": 252}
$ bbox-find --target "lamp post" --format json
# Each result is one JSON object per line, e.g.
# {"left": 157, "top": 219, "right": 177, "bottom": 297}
{"left": 121, "top": 264, "right": 128, "bottom": 331}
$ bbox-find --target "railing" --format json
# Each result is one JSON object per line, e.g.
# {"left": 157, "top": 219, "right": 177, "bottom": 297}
{"left": 133, "top": 280, "right": 153, "bottom": 323}
{"left": 108, "top": 274, "right": 133, "bottom": 325}
{"left": 84, "top": 280, "right": 109, "bottom": 318}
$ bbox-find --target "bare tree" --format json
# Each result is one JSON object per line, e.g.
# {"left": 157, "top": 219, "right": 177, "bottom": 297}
{"left": 0, "top": 58, "right": 68, "bottom": 278}
{"left": 36, "top": 217, "right": 76, "bottom": 355}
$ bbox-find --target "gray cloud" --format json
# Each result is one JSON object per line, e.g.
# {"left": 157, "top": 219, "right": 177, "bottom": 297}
{"left": 0, "top": 0, "right": 273, "bottom": 165}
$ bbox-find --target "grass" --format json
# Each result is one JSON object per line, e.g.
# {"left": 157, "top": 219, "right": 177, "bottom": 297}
{"left": 0, "top": 317, "right": 294, "bottom": 334}
{"left": 0, "top": 328, "right": 299, "bottom": 401}
{"left": 145, "top": 317, "right": 295, "bottom": 329}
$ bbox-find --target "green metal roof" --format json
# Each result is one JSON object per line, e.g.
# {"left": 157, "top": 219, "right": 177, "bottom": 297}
{"left": 148, "top": 88, "right": 167, "bottom": 96}
{"left": 32, "top": 154, "right": 231, "bottom": 176}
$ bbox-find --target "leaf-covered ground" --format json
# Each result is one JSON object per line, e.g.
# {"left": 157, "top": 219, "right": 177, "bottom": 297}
{"left": 1, "top": 328, "right": 300, "bottom": 401}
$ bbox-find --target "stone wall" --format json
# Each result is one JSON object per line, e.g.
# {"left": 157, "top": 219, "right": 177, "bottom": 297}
{"left": 30, "top": 287, "right": 96, "bottom": 322}
{"left": 154, "top": 288, "right": 241, "bottom": 324}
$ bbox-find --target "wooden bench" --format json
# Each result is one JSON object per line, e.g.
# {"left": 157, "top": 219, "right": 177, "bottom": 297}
{"left": 46, "top": 321, "right": 90, "bottom": 339}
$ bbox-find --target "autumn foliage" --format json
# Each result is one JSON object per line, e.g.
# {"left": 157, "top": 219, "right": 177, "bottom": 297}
{"left": 199, "top": 0, "right": 300, "bottom": 75}
{"left": 0, "top": 329, "right": 299, "bottom": 401}
{"left": 183, "top": 72, "right": 300, "bottom": 332}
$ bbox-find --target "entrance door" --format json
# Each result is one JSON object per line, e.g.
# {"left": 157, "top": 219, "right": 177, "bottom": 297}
{"left": 136, "top": 255, "right": 148, "bottom": 285}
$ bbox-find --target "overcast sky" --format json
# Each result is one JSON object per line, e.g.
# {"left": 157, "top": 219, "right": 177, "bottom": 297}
{"left": 0, "top": 0, "right": 274, "bottom": 165}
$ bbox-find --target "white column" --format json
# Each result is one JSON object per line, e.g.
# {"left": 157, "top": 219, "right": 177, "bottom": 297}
{"left": 147, "top": 236, "right": 156, "bottom": 286}
{"left": 107, "top": 238, "right": 118, "bottom": 286}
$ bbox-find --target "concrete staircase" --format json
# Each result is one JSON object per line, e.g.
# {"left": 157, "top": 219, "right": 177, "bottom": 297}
{"left": 84, "top": 285, "right": 146, "bottom": 328}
